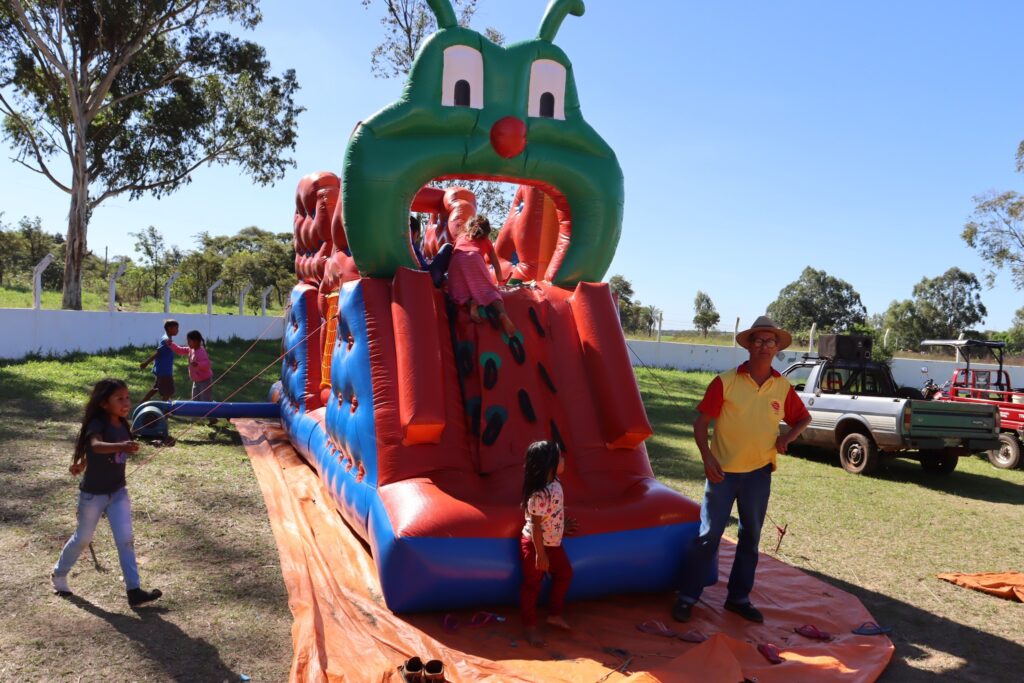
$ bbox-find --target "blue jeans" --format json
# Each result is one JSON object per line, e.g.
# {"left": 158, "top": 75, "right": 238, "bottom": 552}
{"left": 53, "top": 487, "right": 140, "bottom": 590}
{"left": 678, "top": 464, "right": 772, "bottom": 605}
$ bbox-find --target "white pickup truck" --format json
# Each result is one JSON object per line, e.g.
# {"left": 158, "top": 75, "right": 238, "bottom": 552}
{"left": 781, "top": 356, "right": 1000, "bottom": 475}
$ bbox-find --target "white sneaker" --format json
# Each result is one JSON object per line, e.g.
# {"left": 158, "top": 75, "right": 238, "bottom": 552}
{"left": 50, "top": 572, "right": 71, "bottom": 595}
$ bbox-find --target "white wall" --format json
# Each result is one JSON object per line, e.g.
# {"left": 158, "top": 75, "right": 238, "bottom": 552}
{"left": 0, "top": 308, "right": 284, "bottom": 360}
{"left": 626, "top": 339, "right": 1024, "bottom": 389}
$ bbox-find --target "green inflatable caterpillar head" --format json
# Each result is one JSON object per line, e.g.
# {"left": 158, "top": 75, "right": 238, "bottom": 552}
{"left": 342, "top": 0, "right": 623, "bottom": 286}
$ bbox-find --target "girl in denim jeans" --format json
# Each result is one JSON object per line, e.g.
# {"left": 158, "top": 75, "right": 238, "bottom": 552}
{"left": 51, "top": 378, "right": 162, "bottom": 606}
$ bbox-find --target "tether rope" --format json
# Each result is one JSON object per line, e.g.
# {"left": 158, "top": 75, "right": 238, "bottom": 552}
{"left": 127, "top": 317, "right": 327, "bottom": 478}
{"left": 131, "top": 314, "right": 283, "bottom": 432}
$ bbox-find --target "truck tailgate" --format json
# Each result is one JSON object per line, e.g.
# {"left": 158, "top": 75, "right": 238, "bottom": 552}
{"left": 906, "top": 400, "right": 998, "bottom": 440}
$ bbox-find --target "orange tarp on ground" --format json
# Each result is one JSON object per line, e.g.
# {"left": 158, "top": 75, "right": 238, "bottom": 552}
{"left": 236, "top": 419, "right": 893, "bottom": 682}
{"left": 937, "top": 572, "right": 1024, "bottom": 602}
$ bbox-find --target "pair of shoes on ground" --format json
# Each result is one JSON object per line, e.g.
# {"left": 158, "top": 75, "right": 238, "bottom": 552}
{"left": 51, "top": 572, "right": 162, "bottom": 606}
{"left": 398, "top": 656, "right": 445, "bottom": 681}
{"left": 672, "top": 599, "right": 764, "bottom": 624}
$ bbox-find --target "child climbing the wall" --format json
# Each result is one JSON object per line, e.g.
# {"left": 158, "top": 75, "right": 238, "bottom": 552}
{"left": 51, "top": 378, "right": 162, "bottom": 606}
{"left": 139, "top": 319, "right": 186, "bottom": 403}
{"left": 446, "top": 215, "right": 517, "bottom": 336}
{"left": 520, "top": 440, "right": 577, "bottom": 647}
{"left": 185, "top": 330, "right": 217, "bottom": 425}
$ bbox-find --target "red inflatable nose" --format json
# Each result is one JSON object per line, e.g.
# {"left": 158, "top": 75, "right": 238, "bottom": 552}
{"left": 490, "top": 116, "right": 527, "bottom": 158}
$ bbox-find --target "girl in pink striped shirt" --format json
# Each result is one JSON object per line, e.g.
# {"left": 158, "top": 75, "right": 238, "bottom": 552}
{"left": 184, "top": 331, "right": 214, "bottom": 405}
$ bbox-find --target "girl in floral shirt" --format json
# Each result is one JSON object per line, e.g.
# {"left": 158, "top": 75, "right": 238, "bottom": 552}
{"left": 520, "top": 440, "right": 576, "bottom": 647}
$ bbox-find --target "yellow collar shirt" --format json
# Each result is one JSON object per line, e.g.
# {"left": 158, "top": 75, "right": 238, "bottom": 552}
{"left": 696, "top": 362, "right": 811, "bottom": 473}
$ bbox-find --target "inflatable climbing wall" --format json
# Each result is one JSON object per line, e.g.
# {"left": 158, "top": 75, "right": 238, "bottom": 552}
{"left": 274, "top": 0, "right": 705, "bottom": 613}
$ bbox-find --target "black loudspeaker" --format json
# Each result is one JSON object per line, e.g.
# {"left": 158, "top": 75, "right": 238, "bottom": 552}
{"left": 818, "top": 334, "right": 872, "bottom": 360}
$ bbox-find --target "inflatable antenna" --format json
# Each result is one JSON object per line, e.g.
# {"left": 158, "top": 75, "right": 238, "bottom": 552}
{"left": 427, "top": 0, "right": 457, "bottom": 29}
{"left": 538, "top": 0, "right": 586, "bottom": 42}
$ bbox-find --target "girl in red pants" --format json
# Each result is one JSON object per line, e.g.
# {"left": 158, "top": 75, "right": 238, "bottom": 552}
{"left": 520, "top": 440, "right": 576, "bottom": 647}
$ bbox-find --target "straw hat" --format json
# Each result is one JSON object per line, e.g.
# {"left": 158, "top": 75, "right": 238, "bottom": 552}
{"left": 736, "top": 315, "right": 793, "bottom": 351}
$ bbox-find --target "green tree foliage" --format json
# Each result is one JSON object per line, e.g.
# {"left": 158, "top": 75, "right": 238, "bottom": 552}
{"left": 608, "top": 274, "right": 635, "bottom": 307}
{"left": 0, "top": 216, "right": 95, "bottom": 291}
{"left": 361, "top": 0, "right": 511, "bottom": 219}
{"left": 216, "top": 228, "right": 295, "bottom": 311}
{"left": 882, "top": 267, "right": 988, "bottom": 350}
{"left": 0, "top": 214, "right": 27, "bottom": 285}
{"left": 606, "top": 274, "right": 658, "bottom": 335}
{"left": 1002, "top": 307, "right": 1024, "bottom": 353}
{"left": 692, "top": 290, "right": 720, "bottom": 337}
{"left": 962, "top": 191, "right": 1024, "bottom": 289}
{"left": 130, "top": 226, "right": 181, "bottom": 299}
{"left": 766, "top": 266, "right": 866, "bottom": 335}
{"left": 0, "top": 0, "right": 303, "bottom": 309}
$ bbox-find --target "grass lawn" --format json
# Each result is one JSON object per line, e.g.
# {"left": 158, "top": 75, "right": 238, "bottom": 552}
{"left": 1, "top": 347, "right": 1022, "bottom": 681}
{"left": 0, "top": 284, "right": 285, "bottom": 315}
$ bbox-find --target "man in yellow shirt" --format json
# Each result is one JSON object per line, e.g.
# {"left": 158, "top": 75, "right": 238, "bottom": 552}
{"left": 673, "top": 316, "right": 812, "bottom": 624}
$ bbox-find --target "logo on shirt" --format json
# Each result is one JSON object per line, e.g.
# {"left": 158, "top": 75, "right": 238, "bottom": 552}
{"left": 771, "top": 400, "right": 781, "bottom": 413}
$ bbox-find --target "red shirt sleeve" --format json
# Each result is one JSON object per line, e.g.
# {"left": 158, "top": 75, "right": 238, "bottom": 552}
{"left": 783, "top": 385, "right": 811, "bottom": 426}
{"left": 696, "top": 376, "right": 724, "bottom": 418}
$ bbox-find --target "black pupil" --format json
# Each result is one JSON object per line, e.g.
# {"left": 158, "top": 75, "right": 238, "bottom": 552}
{"left": 454, "top": 80, "right": 471, "bottom": 106}
{"left": 540, "top": 92, "right": 555, "bottom": 118}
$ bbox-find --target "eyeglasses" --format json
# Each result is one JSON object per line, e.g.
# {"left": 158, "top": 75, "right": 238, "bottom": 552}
{"left": 751, "top": 338, "right": 778, "bottom": 348}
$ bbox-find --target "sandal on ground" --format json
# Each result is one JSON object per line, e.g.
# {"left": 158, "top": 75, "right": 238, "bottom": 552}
{"left": 794, "top": 624, "right": 832, "bottom": 641}
{"left": 852, "top": 621, "right": 892, "bottom": 636}
{"left": 636, "top": 619, "right": 677, "bottom": 638}
{"left": 677, "top": 629, "right": 708, "bottom": 643}
{"left": 757, "top": 643, "right": 784, "bottom": 665}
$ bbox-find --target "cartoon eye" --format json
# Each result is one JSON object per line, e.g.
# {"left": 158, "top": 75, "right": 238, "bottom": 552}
{"left": 528, "top": 59, "right": 566, "bottom": 120}
{"left": 442, "top": 45, "right": 483, "bottom": 109}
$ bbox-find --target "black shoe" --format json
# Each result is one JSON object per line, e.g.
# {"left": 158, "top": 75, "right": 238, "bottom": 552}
{"left": 671, "top": 600, "right": 693, "bottom": 623}
{"left": 724, "top": 600, "right": 763, "bottom": 623}
{"left": 127, "top": 587, "right": 162, "bottom": 606}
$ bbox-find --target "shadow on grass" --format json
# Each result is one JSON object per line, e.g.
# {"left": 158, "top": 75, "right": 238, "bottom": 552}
{"left": 790, "top": 446, "right": 1024, "bottom": 506}
{"left": 803, "top": 569, "right": 1024, "bottom": 683}
{"left": 63, "top": 596, "right": 236, "bottom": 681}
{"left": 0, "top": 439, "right": 70, "bottom": 525}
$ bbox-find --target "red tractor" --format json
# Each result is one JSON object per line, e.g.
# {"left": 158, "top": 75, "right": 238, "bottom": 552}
{"left": 921, "top": 339, "right": 1024, "bottom": 469}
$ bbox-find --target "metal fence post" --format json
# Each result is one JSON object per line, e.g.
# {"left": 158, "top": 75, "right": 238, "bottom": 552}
{"left": 808, "top": 323, "right": 817, "bottom": 354}
{"left": 239, "top": 282, "right": 254, "bottom": 316}
{"left": 260, "top": 286, "right": 274, "bottom": 316}
{"left": 32, "top": 254, "right": 54, "bottom": 310}
{"left": 163, "top": 271, "right": 180, "bottom": 313}
{"left": 107, "top": 261, "right": 128, "bottom": 312}
{"left": 207, "top": 279, "right": 224, "bottom": 315}
{"left": 732, "top": 317, "right": 740, "bottom": 347}
{"left": 656, "top": 311, "right": 663, "bottom": 343}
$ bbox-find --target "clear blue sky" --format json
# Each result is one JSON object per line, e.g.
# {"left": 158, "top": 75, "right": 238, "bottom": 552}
{"left": 2, "top": 1, "right": 1023, "bottom": 330}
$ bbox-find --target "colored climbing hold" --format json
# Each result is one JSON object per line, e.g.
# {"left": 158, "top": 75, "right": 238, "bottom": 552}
{"left": 505, "top": 332, "right": 526, "bottom": 365}
{"left": 518, "top": 389, "right": 536, "bottom": 423}
{"left": 457, "top": 341, "right": 475, "bottom": 377}
{"left": 528, "top": 306, "right": 546, "bottom": 338}
{"left": 482, "top": 406, "right": 508, "bottom": 446}
{"left": 538, "top": 362, "right": 557, "bottom": 393}
{"left": 465, "top": 396, "right": 482, "bottom": 436}
{"left": 483, "top": 357, "right": 499, "bottom": 389}
{"left": 550, "top": 419, "right": 566, "bottom": 453}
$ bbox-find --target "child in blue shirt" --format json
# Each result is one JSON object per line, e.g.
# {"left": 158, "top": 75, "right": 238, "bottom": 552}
{"left": 139, "top": 319, "right": 186, "bottom": 403}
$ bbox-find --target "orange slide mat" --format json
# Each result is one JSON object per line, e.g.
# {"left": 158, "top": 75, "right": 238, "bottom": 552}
{"left": 236, "top": 419, "right": 893, "bottom": 682}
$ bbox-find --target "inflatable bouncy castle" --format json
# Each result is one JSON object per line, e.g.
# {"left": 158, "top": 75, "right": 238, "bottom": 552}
{"left": 274, "top": 0, "right": 706, "bottom": 613}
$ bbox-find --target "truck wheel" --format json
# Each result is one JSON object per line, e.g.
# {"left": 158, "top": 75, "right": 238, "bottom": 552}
{"left": 988, "top": 433, "right": 1022, "bottom": 469}
{"left": 839, "top": 433, "right": 879, "bottom": 475}
{"left": 920, "top": 449, "right": 958, "bottom": 475}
